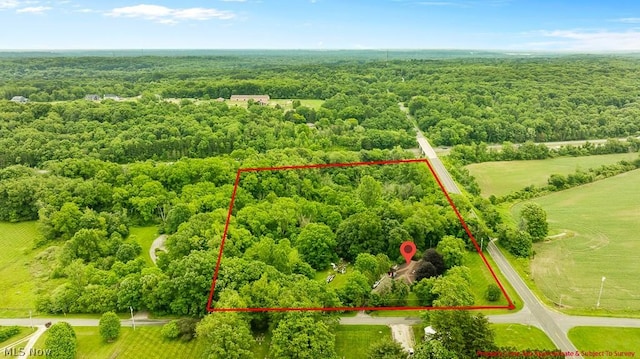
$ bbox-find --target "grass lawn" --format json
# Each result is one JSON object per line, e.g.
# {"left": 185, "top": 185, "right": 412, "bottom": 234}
{"left": 314, "top": 265, "right": 352, "bottom": 289}
{"left": 34, "top": 326, "right": 206, "bottom": 359}
{"left": 568, "top": 327, "right": 640, "bottom": 353}
{"left": 269, "top": 99, "right": 325, "bottom": 110}
{"left": 466, "top": 153, "right": 639, "bottom": 197}
{"left": 0, "top": 221, "right": 41, "bottom": 317}
{"left": 129, "top": 226, "right": 159, "bottom": 267}
{"left": 251, "top": 331, "right": 272, "bottom": 358}
{"left": 511, "top": 169, "right": 640, "bottom": 314}
{"left": 0, "top": 326, "right": 35, "bottom": 345}
{"left": 465, "top": 252, "right": 523, "bottom": 313}
{"left": 335, "top": 325, "right": 390, "bottom": 359}
{"left": 492, "top": 324, "right": 556, "bottom": 350}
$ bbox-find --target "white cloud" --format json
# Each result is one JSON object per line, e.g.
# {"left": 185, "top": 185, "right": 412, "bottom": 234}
{"left": 0, "top": 0, "right": 20, "bottom": 9}
{"left": 16, "top": 6, "right": 51, "bottom": 14}
{"left": 106, "top": 4, "right": 235, "bottom": 23}
{"left": 74, "top": 8, "right": 95, "bottom": 13}
{"left": 615, "top": 18, "right": 640, "bottom": 24}
{"left": 534, "top": 29, "right": 640, "bottom": 51}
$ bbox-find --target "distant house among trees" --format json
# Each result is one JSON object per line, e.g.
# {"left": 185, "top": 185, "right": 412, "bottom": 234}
{"left": 84, "top": 94, "right": 101, "bottom": 101}
{"left": 230, "top": 95, "right": 270, "bottom": 104}
{"left": 10, "top": 96, "right": 28, "bottom": 103}
{"left": 103, "top": 94, "right": 120, "bottom": 101}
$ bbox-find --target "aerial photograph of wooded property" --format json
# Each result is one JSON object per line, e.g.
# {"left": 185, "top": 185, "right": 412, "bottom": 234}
{"left": 1, "top": 0, "right": 640, "bottom": 358}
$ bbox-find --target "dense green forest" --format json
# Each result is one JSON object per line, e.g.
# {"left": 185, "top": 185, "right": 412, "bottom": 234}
{"left": 2, "top": 53, "right": 637, "bottom": 358}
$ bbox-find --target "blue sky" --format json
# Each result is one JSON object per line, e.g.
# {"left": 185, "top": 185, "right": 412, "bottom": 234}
{"left": 1, "top": 0, "right": 640, "bottom": 50}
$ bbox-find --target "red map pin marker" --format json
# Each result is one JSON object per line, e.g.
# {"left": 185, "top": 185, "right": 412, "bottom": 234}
{"left": 400, "top": 241, "right": 417, "bottom": 265}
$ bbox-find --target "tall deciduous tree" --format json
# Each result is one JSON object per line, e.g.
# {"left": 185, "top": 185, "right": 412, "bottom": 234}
{"left": 45, "top": 322, "right": 77, "bottom": 359}
{"left": 357, "top": 175, "right": 382, "bottom": 207}
{"left": 428, "top": 310, "right": 496, "bottom": 358}
{"left": 367, "top": 338, "right": 406, "bottom": 359}
{"left": 336, "top": 212, "right": 384, "bottom": 260}
{"left": 519, "top": 202, "right": 548, "bottom": 242}
{"left": 436, "top": 236, "right": 466, "bottom": 269}
{"left": 99, "top": 311, "right": 121, "bottom": 342}
{"left": 196, "top": 313, "right": 253, "bottom": 359}
{"left": 269, "top": 313, "right": 337, "bottom": 359}
{"left": 295, "top": 223, "right": 337, "bottom": 270}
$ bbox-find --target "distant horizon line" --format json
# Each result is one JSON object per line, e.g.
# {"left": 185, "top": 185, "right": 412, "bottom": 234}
{"left": 0, "top": 48, "right": 639, "bottom": 54}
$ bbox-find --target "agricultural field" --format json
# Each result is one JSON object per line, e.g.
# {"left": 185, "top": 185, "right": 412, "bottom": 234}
{"left": 466, "top": 153, "right": 639, "bottom": 197}
{"left": 568, "top": 327, "right": 640, "bottom": 353}
{"left": 511, "top": 169, "right": 640, "bottom": 313}
{"left": 0, "top": 222, "right": 41, "bottom": 317}
{"left": 492, "top": 324, "right": 556, "bottom": 350}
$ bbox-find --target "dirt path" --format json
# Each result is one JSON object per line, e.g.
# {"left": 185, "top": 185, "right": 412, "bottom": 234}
{"left": 149, "top": 234, "right": 167, "bottom": 265}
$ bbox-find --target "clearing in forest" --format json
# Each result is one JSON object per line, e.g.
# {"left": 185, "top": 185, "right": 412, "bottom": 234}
{"left": 207, "top": 159, "right": 515, "bottom": 312}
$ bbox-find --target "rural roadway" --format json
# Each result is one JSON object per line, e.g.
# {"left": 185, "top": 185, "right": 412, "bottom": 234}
{"left": 396, "top": 105, "right": 640, "bottom": 357}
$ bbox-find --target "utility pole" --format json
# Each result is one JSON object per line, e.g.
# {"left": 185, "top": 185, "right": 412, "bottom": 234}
{"left": 130, "top": 306, "right": 136, "bottom": 330}
{"left": 29, "top": 310, "right": 33, "bottom": 329}
{"left": 596, "top": 276, "right": 606, "bottom": 308}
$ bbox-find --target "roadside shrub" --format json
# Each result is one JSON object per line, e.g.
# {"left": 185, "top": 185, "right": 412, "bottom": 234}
{"left": 161, "top": 320, "right": 179, "bottom": 340}
{"left": 0, "top": 326, "right": 20, "bottom": 343}
{"left": 485, "top": 284, "right": 501, "bottom": 302}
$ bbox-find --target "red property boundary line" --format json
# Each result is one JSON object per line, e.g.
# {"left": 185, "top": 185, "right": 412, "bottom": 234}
{"left": 206, "top": 158, "right": 515, "bottom": 312}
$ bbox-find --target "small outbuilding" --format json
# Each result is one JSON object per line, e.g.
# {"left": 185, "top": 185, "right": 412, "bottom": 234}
{"left": 424, "top": 326, "right": 436, "bottom": 340}
{"left": 84, "top": 94, "right": 101, "bottom": 101}
{"left": 10, "top": 96, "right": 28, "bottom": 103}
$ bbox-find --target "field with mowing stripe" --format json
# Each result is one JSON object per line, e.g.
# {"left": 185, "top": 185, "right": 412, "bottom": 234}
{"left": 568, "top": 327, "right": 640, "bottom": 353}
{"left": 492, "top": 324, "right": 556, "bottom": 350}
{"left": 0, "top": 222, "right": 41, "bottom": 317}
{"left": 335, "top": 325, "right": 391, "bottom": 358}
{"left": 466, "top": 153, "right": 639, "bottom": 197}
{"left": 512, "top": 169, "right": 640, "bottom": 313}
{"left": 35, "top": 327, "right": 206, "bottom": 359}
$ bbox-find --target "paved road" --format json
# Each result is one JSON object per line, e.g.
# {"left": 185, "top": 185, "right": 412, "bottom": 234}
{"left": 0, "top": 312, "right": 167, "bottom": 328}
{"left": 149, "top": 234, "right": 167, "bottom": 265}
{"left": 434, "top": 136, "right": 640, "bottom": 155}
{"left": 487, "top": 240, "right": 582, "bottom": 357}
{"left": 400, "top": 103, "right": 461, "bottom": 195}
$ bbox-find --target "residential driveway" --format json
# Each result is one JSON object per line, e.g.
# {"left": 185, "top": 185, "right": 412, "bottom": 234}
{"left": 390, "top": 324, "right": 415, "bottom": 353}
{"left": 150, "top": 234, "right": 167, "bottom": 264}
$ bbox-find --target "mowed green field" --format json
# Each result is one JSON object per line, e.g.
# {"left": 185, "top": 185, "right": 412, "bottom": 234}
{"left": 492, "top": 324, "right": 556, "bottom": 350}
{"left": 335, "top": 325, "right": 391, "bottom": 359}
{"left": 34, "top": 327, "right": 207, "bottom": 359}
{"left": 465, "top": 252, "right": 522, "bottom": 312}
{"left": 130, "top": 226, "right": 159, "bottom": 267}
{"left": 512, "top": 169, "right": 640, "bottom": 312}
{"left": 568, "top": 327, "right": 640, "bottom": 354}
{"left": 466, "top": 153, "right": 639, "bottom": 197}
{"left": 0, "top": 222, "right": 41, "bottom": 316}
